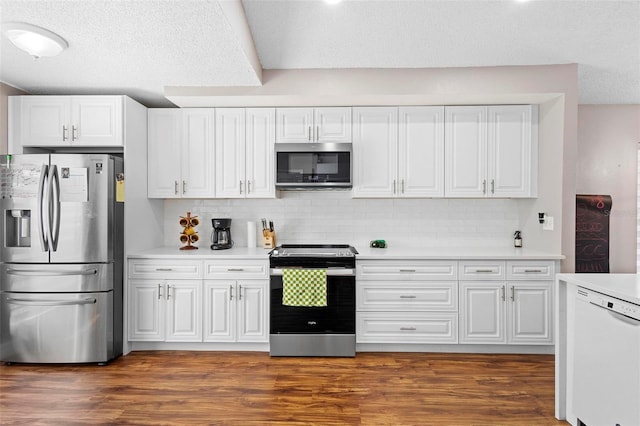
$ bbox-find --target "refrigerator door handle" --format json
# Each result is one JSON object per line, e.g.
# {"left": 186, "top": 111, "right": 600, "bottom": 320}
{"left": 38, "top": 164, "right": 50, "bottom": 252}
{"left": 6, "top": 268, "right": 98, "bottom": 276}
{"left": 49, "top": 165, "right": 61, "bottom": 251}
{"left": 5, "top": 297, "right": 97, "bottom": 306}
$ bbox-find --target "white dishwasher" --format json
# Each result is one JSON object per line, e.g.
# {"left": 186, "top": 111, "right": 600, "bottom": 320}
{"left": 574, "top": 286, "right": 640, "bottom": 426}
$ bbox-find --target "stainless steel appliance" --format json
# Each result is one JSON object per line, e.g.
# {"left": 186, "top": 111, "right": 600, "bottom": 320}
{"left": 573, "top": 286, "right": 640, "bottom": 425}
{"left": 210, "top": 218, "right": 233, "bottom": 250}
{"left": 275, "top": 143, "right": 352, "bottom": 190}
{"left": 269, "top": 244, "right": 357, "bottom": 356}
{"left": 0, "top": 154, "right": 123, "bottom": 364}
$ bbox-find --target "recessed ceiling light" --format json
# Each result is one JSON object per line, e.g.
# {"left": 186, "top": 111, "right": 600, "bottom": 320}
{"left": 2, "top": 22, "right": 68, "bottom": 59}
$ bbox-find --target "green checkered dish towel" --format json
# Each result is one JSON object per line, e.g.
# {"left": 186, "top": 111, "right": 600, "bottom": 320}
{"left": 282, "top": 268, "right": 327, "bottom": 307}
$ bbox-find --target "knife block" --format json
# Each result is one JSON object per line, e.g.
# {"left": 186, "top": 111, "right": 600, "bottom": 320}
{"left": 262, "top": 230, "right": 276, "bottom": 249}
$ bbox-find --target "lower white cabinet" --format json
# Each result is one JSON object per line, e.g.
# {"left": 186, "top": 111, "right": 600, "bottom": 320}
{"left": 129, "top": 280, "right": 202, "bottom": 342}
{"left": 358, "top": 312, "right": 458, "bottom": 343}
{"left": 203, "top": 280, "right": 268, "bottom": 343}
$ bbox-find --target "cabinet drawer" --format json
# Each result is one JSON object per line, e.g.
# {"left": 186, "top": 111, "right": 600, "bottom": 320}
{"left": 357, "top": 260, "right": 457, "bottom": 281}
{"left": 128, "top": 259, "right": 203, "bottom": 279}
{"left": 204, "top": 260, "right": 269, "bottom": 280}
{"left": 357, "top": 312, "right": 458, "bottom": 344}
{"left": 357, "top": 281, "right": 457, "bottom": 311}
{"left": 458, "top": 261, "right": 505, "bottom": 280}
{"left": 507, "top": 261, "right": 555, "bottom": 280}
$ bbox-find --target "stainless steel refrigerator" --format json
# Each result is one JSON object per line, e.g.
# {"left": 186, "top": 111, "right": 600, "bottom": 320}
{"left": 0, "top": 154, "right": 123, "bottom": 364}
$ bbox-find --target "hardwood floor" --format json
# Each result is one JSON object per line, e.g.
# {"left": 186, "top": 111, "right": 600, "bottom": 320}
{"left": 0, "top": 351, "right": 566, "bottom": 425}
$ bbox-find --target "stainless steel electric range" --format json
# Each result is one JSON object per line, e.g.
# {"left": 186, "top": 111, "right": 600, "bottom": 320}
{"left": 269, "top": 244, "right": 357, "bottom": 357}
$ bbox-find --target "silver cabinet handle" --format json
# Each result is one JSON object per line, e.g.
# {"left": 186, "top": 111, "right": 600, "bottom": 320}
{"left": 239, "top": 180, "right": 243, "bottom": 194}
{"left": 400, "top": 327, "right": 417, "bottom": 331}
{"left": 510, "top": 286, "right": 515, "bottom": 301}
{"left": 399, "top": 295, "right": 417, "bottom": 299}
{"left": 62, "top": 125, "right": 68, "bottom": 141}
{"left": 247, "top": 180, "right": 251, "bottom": 194}
{"left": 393, "top": 180, "right": 397, "bottom": 194}
{"left": 158, "top": 283, "right": 163, "bottom": 300}
{"left": 72, "top": 125, "right": 77, "bottom": 142}
{"left": 270, "top": 268, "right": 355, "bottom": 277}
{"left": 155, "top": 268, "right": 173, "bottom": 271}
{"left": 316, "top": 125, "right": 319, "bottom": 142}
{"left": 491, "top": 179, "right": 495, "bottom": 194}
{"left": 308, "top": 126, "right": 311, "bottom": 141}
{"left": 166, "top": 284, "right": 172, "bottom": 299}
{"left": 524, "top": 269, "right": 543, "bottom": 273}
{"left": 239, "top": 284, "right": 243, "bottom": 300}
{"left": 401, "top": 179, "right": 405, "bottom": 194}
{"left": 183, "top": 180, "right": 187, "bottom": 194}
{"left": 482, "top": 179, "right": 487, "bottom": 194}
{"left": 6, "top": 297, "right": 96, "bottom": 306}
{"left": 229, "top": 284, "right": 234, "bottom": 301}
{"left": 501, "top": 285, "right": 506, "bottom": 301}
{"left": 174, "top": 181, "right": 179, "bottom": 195}
{"left": 399, "top": 269, "right": 416, "bottom": 273}
{"left": 227, "top": 268, "right": 245, "bottom": 272}
{"left": 474, "top": 269, "right": 494, "bottom": 273}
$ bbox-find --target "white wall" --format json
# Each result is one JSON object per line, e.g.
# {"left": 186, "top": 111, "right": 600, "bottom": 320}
{"left": 576, "top": 105, "right": 640, "bottom": 273}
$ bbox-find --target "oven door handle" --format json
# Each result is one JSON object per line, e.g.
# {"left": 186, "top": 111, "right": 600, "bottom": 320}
{"left": 270, "top": 268, "right": 355, "bottom": 277}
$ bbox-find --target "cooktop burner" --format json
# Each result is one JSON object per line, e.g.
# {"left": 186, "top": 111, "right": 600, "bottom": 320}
{"left": 270, "top": 244, "right": 358, "bottom": 258}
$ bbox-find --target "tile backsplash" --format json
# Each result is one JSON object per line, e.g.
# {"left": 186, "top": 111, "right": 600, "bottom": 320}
{"left": 164, "top": 191, "right": 520, "bottom": 250}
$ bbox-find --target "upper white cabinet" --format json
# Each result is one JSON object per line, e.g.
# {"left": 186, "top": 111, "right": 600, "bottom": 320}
{"left": 352, "top": 107, "right": 398, "bottom": 197}
{"left": 147, "top": 108, "right": 215, "bottom": 198}
{"left": 12, "top": 95, "right": 123, "bottom": 147}
{"left": 445, "top": 105, "right": 537, "bottom": 198}
{"left": 276, "top": 107, "right": 351, "bottom": 143}
{"left": 216, "top": 108, "right": 275, "bottom": 198}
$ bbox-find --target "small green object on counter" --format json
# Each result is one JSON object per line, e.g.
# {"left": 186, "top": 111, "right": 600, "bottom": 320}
{"left": 369, "top": 239, "right": 387, "bottom": 248}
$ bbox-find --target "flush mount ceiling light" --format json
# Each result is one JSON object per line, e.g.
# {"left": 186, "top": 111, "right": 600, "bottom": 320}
{"left": 2, "top": 22, "right": 68, "bottom": 59}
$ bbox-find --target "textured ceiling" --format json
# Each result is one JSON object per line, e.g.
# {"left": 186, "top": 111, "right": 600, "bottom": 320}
{"left": 1, "top": 0, "right": 639, "bottom": 107}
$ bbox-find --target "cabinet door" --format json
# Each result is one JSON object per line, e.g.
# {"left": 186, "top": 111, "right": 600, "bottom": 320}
{"left": 276, "top": 108, "right": 313, "bottom": 143}
{"left": 128, "top": 280, "right": 165, "bottom": 341}
{"left": 507, "top": 282, "right": 552, "bottom": 344}
{"left": 398, "top": 106, "right": 444, "bottom": 197}
{"left": 459, "top": 281, "right": 506, "bottom": 344}
{"left": 444, "top": 106, "right": 487, "bottom": 197}
{"left": 314, "top": 107, "right": 352, "bottom": 142}
{"left": 245, "top": 108, "right": 275, "bottom": 198}
{"left": 237, "top": 281, "right": 268, "bottom": 342}
{"left": 148, "top": 109, "right": 182, "bottom": 198}
{"left": 488, "top": 105, "right": 534, "bottom": 197}
{"left": 203, "top": 281, "right": 236, "bottom": 342}
{"left": 182, "top": 109, "right": 215, "bottom": 197}
{"left": 70, "top": 96, "right": 123, "bottom": 146}
{"left": 352, "top": 107, "right": 398, "bottom": 197}
{"left": 165, "top": 281, "right": 202, "bottom": 342}
{"left": 215, "top": 108, "right": 246, "bottom": 198}
{"left": 20, "top": 96, "right": 70, "bottom": 146}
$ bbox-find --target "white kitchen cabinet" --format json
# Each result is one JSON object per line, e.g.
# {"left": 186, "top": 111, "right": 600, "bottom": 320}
{"left": 356, "top": 259, "right": 459, "bottom": 344}
{"left": 459, "top": 260, "right": 553, "bottom": 345}
{"left": 216, "top": 108, "right": 275, "bottom": 198}
{"left": 352, "top": 106, "right": 444, "bottom": 198}
{"left": 147, "top": 108, "right": 215, "bottom": 198}
{"left": 203, "top": 260, "right": 269, "bottom": 343}
{"left": 14, "top": 95, "right": 123, "bottom": 147}
{"left": 352, "top": 107, "right": 398, "bottom": 197}
{"left": 445, "top": 105, "right": 537, "bottom": 198}
{"left": 276, "top": 107, "right": 351, "bottom": 143}
{"left": 128, "top": 279, "right": 203, "bottom": 342}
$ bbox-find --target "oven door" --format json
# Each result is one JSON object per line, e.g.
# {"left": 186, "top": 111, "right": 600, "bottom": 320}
{"left": 270, "top": 268, "right": 355, "bottom": 334}
{"left": 275, "top": 143, "right": 352, "bottom": 189}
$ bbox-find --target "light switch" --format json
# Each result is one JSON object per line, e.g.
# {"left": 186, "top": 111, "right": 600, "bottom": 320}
{"left": 543, "top": 216, "right": 554, "bottom": 231}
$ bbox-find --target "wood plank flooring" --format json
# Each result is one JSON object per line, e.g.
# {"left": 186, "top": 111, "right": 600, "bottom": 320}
{"left": 0, "top": 351, "right": 566, "bottom": 425}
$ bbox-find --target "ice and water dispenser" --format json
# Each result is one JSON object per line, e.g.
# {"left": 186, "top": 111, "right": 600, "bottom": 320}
{"left": 1, "top": 156, "right": 39, "bottom": 248}
{"left": 6, "top": 209, "right": 31, "bottom": 247}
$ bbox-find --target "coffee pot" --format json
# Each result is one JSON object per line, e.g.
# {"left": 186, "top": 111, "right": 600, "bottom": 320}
{"left": 211, "top": 218, "right": 233, "bottom": 250}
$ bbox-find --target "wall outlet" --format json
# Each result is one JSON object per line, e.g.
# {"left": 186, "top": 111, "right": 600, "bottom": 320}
{"left": 543, "top": 216, "right": 554, "bottom": 231}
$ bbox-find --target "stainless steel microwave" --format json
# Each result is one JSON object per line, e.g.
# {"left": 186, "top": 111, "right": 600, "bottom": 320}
{"left": 275, "top": 143, "right": 352, "bottom": 190}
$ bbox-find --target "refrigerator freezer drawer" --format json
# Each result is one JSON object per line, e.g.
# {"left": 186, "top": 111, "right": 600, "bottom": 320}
{"left": 0, "top": 291, "right": 115, "bottom": 363}
{"left": 0, "top": 263, "right": 113, "bottom": 292}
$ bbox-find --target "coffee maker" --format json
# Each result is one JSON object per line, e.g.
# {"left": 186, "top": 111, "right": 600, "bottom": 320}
{"left": 211, "top": 218, "right": 233, "bottom": 250}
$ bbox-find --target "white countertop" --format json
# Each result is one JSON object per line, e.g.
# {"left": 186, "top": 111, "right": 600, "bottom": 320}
{"left": 356, "top": 246, "right": 564, "bottom": 260}
{"left": 556, "top": 273, "right": 640, "bottom": 305}
{"left": 130, "top": 245, "right": 563, "bottom": 261}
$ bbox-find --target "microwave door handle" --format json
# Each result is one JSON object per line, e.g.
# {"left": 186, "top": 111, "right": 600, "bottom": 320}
{"left": 48, "top": 165, "right": 61, "bottom": 251}
{"left": 38, "top": 164, "right": 50, "bottom": 252}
